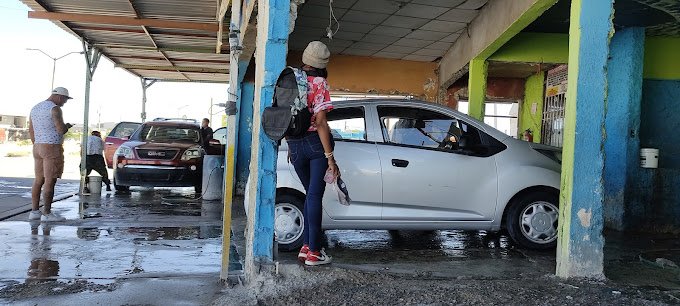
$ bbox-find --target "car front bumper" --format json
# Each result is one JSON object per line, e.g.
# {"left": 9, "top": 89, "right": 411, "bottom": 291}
{"left": 114, "top": 164, "right": 201, "bottom": 187}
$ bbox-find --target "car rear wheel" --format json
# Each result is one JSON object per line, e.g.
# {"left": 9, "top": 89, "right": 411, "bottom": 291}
{"left": 506, "top": 191, "right": 559, "bottom": 250}
{"left": 275, "top": 194, "right": 305, "bottom": 252}
{"left": 113, "top": 179, "right": 129, "bottom": 192}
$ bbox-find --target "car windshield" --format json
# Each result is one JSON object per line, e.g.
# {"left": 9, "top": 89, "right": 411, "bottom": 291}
{"left": 138, "top": 125, "right": 200, "bottom": 143}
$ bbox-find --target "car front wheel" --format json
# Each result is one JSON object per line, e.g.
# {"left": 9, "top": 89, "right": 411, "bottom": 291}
{"left": 275, "top": 194, "right": 305, "bottom": 252}
{"left": 506, "top": 191, "right": 559, "bottom": 250}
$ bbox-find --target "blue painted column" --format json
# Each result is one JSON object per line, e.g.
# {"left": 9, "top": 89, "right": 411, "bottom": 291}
{"left": 236, "top": 79, "right": 254, "bottom": 193}
{"left": 603, "top": 28, "right": 645, "bottom": 231}
{"left": 244, "top": 0, "right": 289, "bottom": 278}
{"left": 556, "top": 0, "right": 614, "bottom": 279}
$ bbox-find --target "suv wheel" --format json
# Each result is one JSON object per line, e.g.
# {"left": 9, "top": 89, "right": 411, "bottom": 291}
{"left": 114, "top": 179, "right": 130, "bottom": 192}
{"left": 506, "top": 191, "right": 559, "bottom": 250}
{"left": 275, "top": 194, "right": 305, "bottom": 252}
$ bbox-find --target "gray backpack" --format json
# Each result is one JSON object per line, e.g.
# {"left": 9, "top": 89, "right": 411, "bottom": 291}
{"left": 262, "top": 67, "right": 312, "bottom": 141}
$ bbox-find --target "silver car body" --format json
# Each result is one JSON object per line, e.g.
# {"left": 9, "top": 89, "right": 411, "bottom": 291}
{"left": 258, "top": 99, "right": 561, "bottom": 233}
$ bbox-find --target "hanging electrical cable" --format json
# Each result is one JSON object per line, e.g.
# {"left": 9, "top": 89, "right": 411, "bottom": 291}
{"left": 326, "top": 0, "right": 340, "bottom": 40}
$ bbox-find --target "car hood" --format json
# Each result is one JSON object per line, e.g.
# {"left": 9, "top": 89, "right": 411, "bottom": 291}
{"left": 123, "top": 141, "right": 200, "bottom": 150}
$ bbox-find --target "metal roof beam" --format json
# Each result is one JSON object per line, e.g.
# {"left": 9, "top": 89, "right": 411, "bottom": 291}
{"left": 95, "top": 44, "right": 226, "bottom": 54}
{"left": 28, "top": 11, "right": 219, "bottom": 32}
{"left": 72, "top": 26, "right": 217, "bottom": 39}
{"left": 117, "top": 64, "right": 228, "bottom": 74}
{"left": 114, "top": 55, "right": 229, "bottom": 64}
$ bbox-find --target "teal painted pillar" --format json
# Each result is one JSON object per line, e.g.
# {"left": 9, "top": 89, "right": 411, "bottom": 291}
{"left": 235, "top": 60, "right": 254, "bottom": 194}
{"left": 236, "top": 79, "right": 255, "bottom": 193}
{"left": 556, "top": 0, "right": 614, "bottom": 279}
{"left": 467, "top": 58, "right": 488, "bottom": 120}
{"left": 244, "top": 0, "right": 289, "bottom": 278}
{"left": 603, "top": 28, "right": 645, "bottom": 231}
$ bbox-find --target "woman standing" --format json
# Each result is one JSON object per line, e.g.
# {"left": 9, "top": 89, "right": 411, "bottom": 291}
{"left": 287, "top": 41, "right": 339, "bottom": 266}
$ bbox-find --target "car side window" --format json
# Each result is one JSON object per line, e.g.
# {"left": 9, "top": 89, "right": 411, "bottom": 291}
{"left": 213, "top": 128, "right": 226, "bottom": 145}
{"left": 377, "top": 106, "right": 489, "bottom": 156}
{"left": 327, "top": 107, "right": 366, "bottom": 141}
{"left": 110, "top": 123, "right": 140, "bottom": 138}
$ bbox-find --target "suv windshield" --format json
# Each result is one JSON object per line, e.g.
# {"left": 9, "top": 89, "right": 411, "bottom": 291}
{"left": 138, "top": 125, "right": 200, "bottom": 143}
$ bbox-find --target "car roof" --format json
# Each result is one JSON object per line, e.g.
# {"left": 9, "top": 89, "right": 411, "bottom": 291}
{"left": 141, "top": 121, "right": 200, "bottom": 128}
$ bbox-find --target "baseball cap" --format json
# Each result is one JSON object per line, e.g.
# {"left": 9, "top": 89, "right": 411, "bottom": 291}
{"left": 52, "top": 87, "right": 73, "bottom": 99}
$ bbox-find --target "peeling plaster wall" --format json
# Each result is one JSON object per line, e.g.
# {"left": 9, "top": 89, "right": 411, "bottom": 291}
{"left": 628, "top": 79, "right": 680, "bottom": 232}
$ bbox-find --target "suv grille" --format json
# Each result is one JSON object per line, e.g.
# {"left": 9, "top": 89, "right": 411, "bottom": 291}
{"left": 136, "top": 149, "right": 179, "bottom": 160}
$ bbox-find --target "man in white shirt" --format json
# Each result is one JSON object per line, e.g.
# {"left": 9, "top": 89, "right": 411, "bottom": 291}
{"left": 29, "top": 87, "right": 73, "bottom": 222}
{"left": 83, "top": 130, "right": 111, "bottom": 192}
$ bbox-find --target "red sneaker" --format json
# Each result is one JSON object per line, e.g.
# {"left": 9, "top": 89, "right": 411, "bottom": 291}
{"left": 305, "top": 249, "right": 332, "bottom": 266}
{"left": 298, "top": 245, "right": 309, "bottom": 260}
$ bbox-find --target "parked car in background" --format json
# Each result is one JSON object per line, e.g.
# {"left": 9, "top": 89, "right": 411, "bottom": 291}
{"left": 247, "top": 99, "right": 562, "bottom": 251}
{"left": 113, "top": 118, "right": 219, "bottom": 193}
{"left": 105, "top": 121, "right": 141, "bottom": 168}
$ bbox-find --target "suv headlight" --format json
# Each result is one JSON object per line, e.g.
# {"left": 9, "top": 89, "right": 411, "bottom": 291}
{"left": 115, "top": 145, "right": 134, "bottom": 159}
{"left": 181, "top": 147, "right": 203, "bottom": 161}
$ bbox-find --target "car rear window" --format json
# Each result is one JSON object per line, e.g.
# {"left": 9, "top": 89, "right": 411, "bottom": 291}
{"left": 138, "top": 125, "right": 200, "bottom": 143}
{"left": 110, "top": 122, "right": 141, "bottom": 138}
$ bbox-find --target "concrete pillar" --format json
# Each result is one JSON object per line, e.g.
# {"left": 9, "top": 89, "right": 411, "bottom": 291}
{"left": 603, "top": 28, "right": 645, "bottom": 231}
{"left": 244, "top": 0, "right": 289, "bottom": 280}
{"left": 519, "top": 71, "right": 545, "bottom": 142}
{"left": 556, "top": 0, "right": 614, "bottom": 279}
{"left": 236, "top": 78, "right": 255, "bottom": 193}
{"left": 467, "top": 58, "right": 488, "bottom": 120}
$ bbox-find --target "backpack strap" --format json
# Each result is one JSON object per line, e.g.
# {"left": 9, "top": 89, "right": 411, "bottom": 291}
{"left": 289, "top": 67, "right": 308, "bottom": 115}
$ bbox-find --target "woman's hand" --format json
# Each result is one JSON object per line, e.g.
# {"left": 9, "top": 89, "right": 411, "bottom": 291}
{"left": 328, "top": 157, "right": 340, "bottom": 178}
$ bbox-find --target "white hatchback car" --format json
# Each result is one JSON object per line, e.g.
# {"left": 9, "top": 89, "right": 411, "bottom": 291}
{"left": 248, "top": 99, "right": 562, "bottom": 251}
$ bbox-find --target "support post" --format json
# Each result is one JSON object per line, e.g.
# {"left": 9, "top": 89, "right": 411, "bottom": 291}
{"left": 556, "top": 0, "right": 614, "bottom": 279}
{"left": 219, "top": 0, "right": 242, "bottom": 282}
{"left": 140, "top": 78, "right": 157, "bottom": 122}
{"left": 244, "top": 0, "right": 289, "bottom": 281}
{"left": 603, "top": 28, "right": 645, "bottom": 231}
{"left": 79, "top": 42, "right": 102, "bottom": 194}
{"left": 467, "top": 58, "right": 488, "bottom": 120}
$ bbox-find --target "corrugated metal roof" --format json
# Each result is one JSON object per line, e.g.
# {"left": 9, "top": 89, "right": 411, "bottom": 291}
{"left": 20, "top": 0, "right": 230, "bottom": 83}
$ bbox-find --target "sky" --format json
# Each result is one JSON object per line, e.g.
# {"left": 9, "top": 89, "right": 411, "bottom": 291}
{"left": 0, "top": 1, "right": 229, "bottom": 126}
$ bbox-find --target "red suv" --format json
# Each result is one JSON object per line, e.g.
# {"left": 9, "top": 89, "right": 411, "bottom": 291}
{"left": 105, "top": 121, "right": 141, "bottom": 168}
{"left": 113, "top": 119, "right": 208, "bottom": 193}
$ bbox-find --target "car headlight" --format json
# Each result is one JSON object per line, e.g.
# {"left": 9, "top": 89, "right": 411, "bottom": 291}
{"left": 115, "top": 145, "right": 134, "bottom": 159}
{"left": 181, "top": 147, "right": 203, "bottom": 161}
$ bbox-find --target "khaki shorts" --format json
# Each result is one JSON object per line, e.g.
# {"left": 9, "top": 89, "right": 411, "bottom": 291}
{"left": 33, "top": 143, "right": 64, "bottom": 179}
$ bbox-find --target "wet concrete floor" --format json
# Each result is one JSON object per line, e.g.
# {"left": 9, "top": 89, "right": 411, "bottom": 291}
{"left": 0, "top": 187, "right": 678, "bottom": 305}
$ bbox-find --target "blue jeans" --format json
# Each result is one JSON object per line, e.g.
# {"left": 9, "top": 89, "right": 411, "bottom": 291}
{"left": 287, "top": 133, "right": 333, "bottom": 252}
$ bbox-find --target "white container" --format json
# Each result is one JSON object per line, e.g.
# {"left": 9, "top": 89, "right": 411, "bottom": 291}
{"left": 88, "top": 176, "right": 103, "bottom": 194}
{"left": 640, "top": 148, "right": 659, "bottom": 168}
{"left": 202, "top": 155, "right": 224, "bottom": 200}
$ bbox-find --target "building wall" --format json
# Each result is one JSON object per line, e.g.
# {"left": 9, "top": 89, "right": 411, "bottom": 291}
{"left": 628, "top": 79, "right": 680, "bottom": 232}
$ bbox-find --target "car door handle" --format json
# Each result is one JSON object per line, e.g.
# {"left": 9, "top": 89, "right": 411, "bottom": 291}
{"left": 391, "top": 159, "right": 409, "bottom": 168}
{"left": 106, "top": 142, "right": 114, "bottom": 145}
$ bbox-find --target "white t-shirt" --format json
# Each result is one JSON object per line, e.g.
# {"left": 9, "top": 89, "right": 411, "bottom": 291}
{"left": 30, "top": 100, "right": 63, "bottom": 144}
{"left": 87, "top": 135, "right": 104, "bottom": 155}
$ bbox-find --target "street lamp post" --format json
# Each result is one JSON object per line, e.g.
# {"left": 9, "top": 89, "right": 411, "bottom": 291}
{"left": 26, "top": 48, "right": 84, "bottom": 89}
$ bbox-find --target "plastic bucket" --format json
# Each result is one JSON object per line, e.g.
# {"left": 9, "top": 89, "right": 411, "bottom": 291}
{"left": 640, "top": 148, "right": 659, "bottom": 168}
{"left": 88, "top": 176, "right": 103, "bottom": 194}
{"left": 201, "top": 155, "right": 224, "bottom": 200}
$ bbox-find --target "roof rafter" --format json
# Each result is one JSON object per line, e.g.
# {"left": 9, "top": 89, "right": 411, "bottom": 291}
{"left": 72, "top": 26, "right": 217, "bottom": 39}
{"left": 117, "top": 64, "right": 228, "bottom": 74}
{"left": 126, "top": 0, "right": 190, "bottom": 81}
{"left": 28, "top": 11, "right": 219, "bottom": 32}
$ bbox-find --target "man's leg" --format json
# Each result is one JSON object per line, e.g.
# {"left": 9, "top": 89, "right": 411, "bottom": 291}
{"left": 93, "top": 155, "right": 111, "bottom": 186}
{"left": 32, "top": 144, "right": 45, "bottom": 211}
{"left": 42, "top": 178, "right": 58, "bottom": 214}
{"left": 31, "top": 177, "right": 45, "bottom": 211}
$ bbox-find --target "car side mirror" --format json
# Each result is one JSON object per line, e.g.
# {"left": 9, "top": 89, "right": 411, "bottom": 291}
{"left": 122, "top": 136, "right": 129, "bottom": 140}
